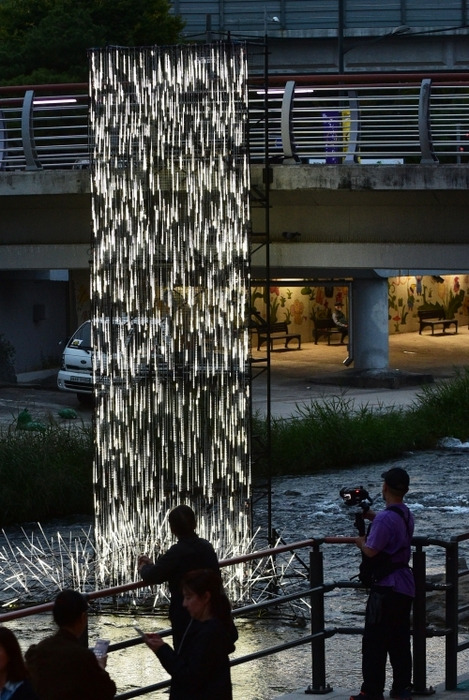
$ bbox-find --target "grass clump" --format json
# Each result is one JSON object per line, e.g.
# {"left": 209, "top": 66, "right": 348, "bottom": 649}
{"left": 253, "top": 369, "right": 469, "bottom": 476}
{"left": 253, "top": 396, "right": 414, "bottom": 475}
{"left": 410, "top": 369, "right": 469, "bottom": 447}
{"left": 0, "top": 423, "right": 93, "bottom": 526}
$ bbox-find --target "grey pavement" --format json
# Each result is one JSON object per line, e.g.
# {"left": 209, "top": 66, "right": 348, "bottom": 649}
{"left": 276, "top": 674, "right": 469, "bottom": 700}
{"left": 0, "top": 369, "right": 93, "bottom": 427}
{"left": 252, "top": 328, "right": 469, "bottom": 419}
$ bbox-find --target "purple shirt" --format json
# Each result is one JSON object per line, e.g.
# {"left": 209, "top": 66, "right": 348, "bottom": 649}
{"left": 366, "top": 503, "right": 415, "bottom": 597}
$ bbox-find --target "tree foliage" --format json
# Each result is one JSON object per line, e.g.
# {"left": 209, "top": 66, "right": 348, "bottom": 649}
{"left": 0, "top": 0, "right": 185, "bottom": 85}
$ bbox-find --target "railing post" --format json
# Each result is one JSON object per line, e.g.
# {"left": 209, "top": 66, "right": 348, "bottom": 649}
{"left": 280, "top": 80, "right": 299, "bottom": 163}
{"left": 445, "top": 539, "right": 459, "bottom": 690}
{"left": 418, "top": 78, "right": 438, "bottom": 165}
{"left": 343, "top": 91, "right": 360, "bottom": 164}
{"left": 21, "top": 90, "right": 42, "bottom": 170}
{"left": 0, "top": 109, "right": 6, "bottom": 171}
{"left": 305, "top": 543, "right": 332, "bottom": 694}
{"left": 412, "top": 541, "right": 433, "bottom": 694}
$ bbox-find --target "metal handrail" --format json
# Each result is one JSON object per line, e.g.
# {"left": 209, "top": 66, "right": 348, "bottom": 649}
{"left": 1, "top": 74, "right": 469, "bottom": 171}
{"left": 0, "top": 533, "right": 467, "bottom": 698}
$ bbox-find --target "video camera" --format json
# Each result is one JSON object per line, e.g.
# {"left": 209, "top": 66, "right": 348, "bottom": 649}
{"left": 339, "top": 486, "right": 372, "bottom": 510}
{"left": 339, "top": 486, "right": 373, "bottom": 536}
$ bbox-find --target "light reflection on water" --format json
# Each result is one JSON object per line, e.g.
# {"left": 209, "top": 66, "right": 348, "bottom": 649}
{"left": 3, "top": 449, "right": 469, "bottom": 698}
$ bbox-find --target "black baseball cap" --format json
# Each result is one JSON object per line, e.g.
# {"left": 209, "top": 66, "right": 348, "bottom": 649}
{"left": 381, "top": 467, "right": 409, "bottom": 492}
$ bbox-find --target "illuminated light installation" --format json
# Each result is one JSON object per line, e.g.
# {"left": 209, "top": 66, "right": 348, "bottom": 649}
{"left": 89, "top": 44, "right": 251, "bottom": 600}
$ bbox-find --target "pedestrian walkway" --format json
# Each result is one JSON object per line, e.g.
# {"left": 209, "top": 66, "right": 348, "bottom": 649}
{"left": 4, "top": 329, "right": 468, "bottom": 426}
{"left": 252, "top": 328, "right": 469, "bottom": 419}
{"left": 276, "top": 674, "right": 469, "bottom": 699}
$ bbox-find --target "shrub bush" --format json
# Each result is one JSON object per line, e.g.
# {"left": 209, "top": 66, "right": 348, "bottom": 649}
{"left": 0, "top": 423, "right": 93, "bottom": 526}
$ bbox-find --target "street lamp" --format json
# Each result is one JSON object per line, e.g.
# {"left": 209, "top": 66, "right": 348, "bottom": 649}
{"left": 264, "top": 9, "right": 280, "bottom": 35}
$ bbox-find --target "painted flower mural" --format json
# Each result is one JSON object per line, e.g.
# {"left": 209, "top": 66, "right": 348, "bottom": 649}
{"left": 290, "top": 299, "right": 305, "bottom": 324}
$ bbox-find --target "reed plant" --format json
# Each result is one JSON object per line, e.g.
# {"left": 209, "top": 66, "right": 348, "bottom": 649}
{"left": 410, "top": 368, "right": 469, "bottom": 446}
{"left": 252, "top": 397, "right": 414, "bottom": 475}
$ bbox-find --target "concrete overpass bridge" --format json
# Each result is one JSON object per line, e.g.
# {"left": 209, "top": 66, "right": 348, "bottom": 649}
{"left": 2, "top": 163, "right": 468, "bottom": 276}
{"left": 1, "top": 74, "right": 469, "bottom": 371}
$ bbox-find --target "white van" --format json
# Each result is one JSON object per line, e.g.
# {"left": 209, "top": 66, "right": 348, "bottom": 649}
{"left": 57, "top": 317, "right": 175, "bottom": 402}
{"left": 57, "top": 320, "right": 93, "bottom": 403}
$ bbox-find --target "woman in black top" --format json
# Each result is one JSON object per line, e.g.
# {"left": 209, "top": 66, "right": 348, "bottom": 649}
{"left": 142, "top": 568, "right": 237, "bottom": 700}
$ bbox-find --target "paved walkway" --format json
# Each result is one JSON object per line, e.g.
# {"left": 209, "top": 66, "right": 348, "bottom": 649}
{"left": 252, "top": 328, "right": 469, "bottom": 419}
{"left": 2, "top": 328, "right": 467, "bottom": 426}
{"left": 276, "top": 674, "right": 469, "bottom": 699}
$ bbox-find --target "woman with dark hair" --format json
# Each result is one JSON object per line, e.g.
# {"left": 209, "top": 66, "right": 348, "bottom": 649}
{"left": 141, "top": 569, "right": 238, "bottom": 700}
{"left": 0, "top": 627, "right": 39, "bottom": 699}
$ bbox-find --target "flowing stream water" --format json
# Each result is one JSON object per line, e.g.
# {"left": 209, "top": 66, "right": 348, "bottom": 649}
{"left": 3, "top": 448, "right": 469, "bottom": 699}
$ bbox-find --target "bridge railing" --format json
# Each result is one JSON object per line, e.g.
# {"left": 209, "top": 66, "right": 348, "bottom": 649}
{"left": 248, "top": 72, "right": 469, "bottom": 165}
{"left": 0, "top": 533, "right": 467, "bottom": 698}
{"left": 1, "top": 73, "right": 469, "bottom": 172}
{"left": 0, "top": 84, "right": 89, "bottom": 171}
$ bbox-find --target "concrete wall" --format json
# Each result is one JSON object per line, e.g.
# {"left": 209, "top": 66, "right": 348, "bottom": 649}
{"left": 0, "top": 274, "right": 68, "bottom": 373}
{"left": 2, "top": 153, "right": 469, "bottom": 371}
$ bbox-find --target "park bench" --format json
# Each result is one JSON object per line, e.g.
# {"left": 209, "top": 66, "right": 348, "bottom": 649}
{"left": 313, "top": 318, "right": 347, "bottom": 345}
{"left": 252, "top": 315, "right": 301, "bottom": 351}
{"left": 418, "top": 309, "right": 458, "bottom": 335}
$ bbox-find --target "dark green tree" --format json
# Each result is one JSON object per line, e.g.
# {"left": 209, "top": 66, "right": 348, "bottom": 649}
{"left": 0, "top": 0, "right": 185, "bottom": 85}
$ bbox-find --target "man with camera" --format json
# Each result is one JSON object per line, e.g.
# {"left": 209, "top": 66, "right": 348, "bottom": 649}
{"left": 350, "top": 467, "right": 414, "bottom": 700}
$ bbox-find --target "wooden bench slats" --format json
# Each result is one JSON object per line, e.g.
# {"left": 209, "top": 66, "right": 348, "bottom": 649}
{"left": 255, "top": 321, "right": 301, "bottom": 351}
{"left": 313, "top": 318, "right": 348, "bottom": 345}
{"left": 418, "top": 309, "right": 458, "bottom": 335}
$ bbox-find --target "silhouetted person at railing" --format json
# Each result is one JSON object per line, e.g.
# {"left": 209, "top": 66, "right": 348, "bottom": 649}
{"left": 25, "top": 589, "right": 116, "bottom": 700}
{"left": 138, "top": 505, "right": 220, "bottom": 648}
{"left": 350, "top": 468, "right": 415, "bottom": 700}
{"left": 141, "top": 568, "right": 237, "bottom": 700}
{"left": 332, "top": 301, "right": 348, "bottom": 344}
{"left": 0, "top": 627, "right": 39, "bottom": 700}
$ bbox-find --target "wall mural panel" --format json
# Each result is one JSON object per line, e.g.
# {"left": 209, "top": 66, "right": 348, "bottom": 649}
{"left": 89, "top": 44, "right": 251, "bottom": 598}
{"left": 251, "top": 276, "right": 468, "bottom": 344}
{"left": 388, "top": 275, "right": 468, "bottom": 333}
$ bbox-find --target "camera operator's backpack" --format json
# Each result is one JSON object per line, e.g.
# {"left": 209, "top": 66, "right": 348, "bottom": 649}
{"left": 357, "top": 506, "right": 411, "bottom": 587}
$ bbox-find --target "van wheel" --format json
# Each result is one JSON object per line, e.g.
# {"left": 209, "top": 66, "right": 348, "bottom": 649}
{"left": 77, "top": 393, "right": 94, "bottom": 406}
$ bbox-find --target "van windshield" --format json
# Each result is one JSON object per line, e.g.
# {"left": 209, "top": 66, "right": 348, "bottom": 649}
{"left": 68, "top": 321, "right": 92, "bottom": 350}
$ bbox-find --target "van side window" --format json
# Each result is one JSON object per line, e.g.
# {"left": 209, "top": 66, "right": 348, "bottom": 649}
{"left": 68, "top": 321, "right": 92, "bottom": 350}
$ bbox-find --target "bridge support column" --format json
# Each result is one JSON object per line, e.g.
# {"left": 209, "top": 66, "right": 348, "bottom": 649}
{"left": 352, "top": 278, "right": 389, "bottom": 370}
